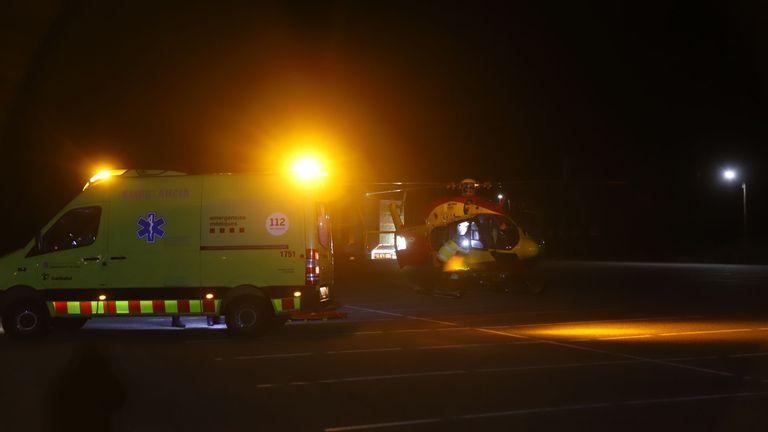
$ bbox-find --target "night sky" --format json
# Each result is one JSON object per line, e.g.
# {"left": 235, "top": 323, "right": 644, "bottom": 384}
{"left": 1, "top": 1, "right": 767, "bottom": 258}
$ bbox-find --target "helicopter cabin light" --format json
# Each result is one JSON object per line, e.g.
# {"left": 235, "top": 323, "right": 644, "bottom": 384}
{"left": 396, "top": 235, "right": 407, "bottom": 251}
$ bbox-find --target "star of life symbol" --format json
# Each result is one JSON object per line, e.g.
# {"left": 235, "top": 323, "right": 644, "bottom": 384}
{"left": 137, "top": 212, "right": 166, "bottom": 244}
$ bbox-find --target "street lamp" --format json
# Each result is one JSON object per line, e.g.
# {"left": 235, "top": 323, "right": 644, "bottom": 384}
{"left": 722, "top": 168, "right": 747, "bottom": 243}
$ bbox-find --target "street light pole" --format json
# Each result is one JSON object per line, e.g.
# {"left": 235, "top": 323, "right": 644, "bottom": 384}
{"left": 722, "top": 168, "right": 748, "bottom": 246}
{"left": 741, "top": 180, "right": 747, "bottom": 244}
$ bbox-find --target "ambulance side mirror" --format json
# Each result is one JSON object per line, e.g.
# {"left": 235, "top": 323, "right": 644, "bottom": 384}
{"left": 34, "top": 231, "right": 43, "bottom": 253}
{"left": 26, "top": 231, "right": 43, "bottom": 258}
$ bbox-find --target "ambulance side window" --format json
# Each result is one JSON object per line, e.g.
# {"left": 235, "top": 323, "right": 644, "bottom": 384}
{"left": 39, "top": 206, "right": 102, "bottom": 254}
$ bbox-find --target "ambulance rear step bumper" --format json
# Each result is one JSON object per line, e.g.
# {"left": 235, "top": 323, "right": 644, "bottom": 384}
{"left": 290, "top": 300, "right": 345, "bottom": 321}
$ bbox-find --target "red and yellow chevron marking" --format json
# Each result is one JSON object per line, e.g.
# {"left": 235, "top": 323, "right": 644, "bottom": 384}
{"left": 48, "top": 299, "right": 221, "bottom": 317}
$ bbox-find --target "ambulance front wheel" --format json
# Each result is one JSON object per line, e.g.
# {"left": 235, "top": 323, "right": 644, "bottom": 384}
{"left": 2, "top": 299, "right": 51, "bottom": 341}
{"left": 224, "top": 297, "right": 272, "bottom": 337}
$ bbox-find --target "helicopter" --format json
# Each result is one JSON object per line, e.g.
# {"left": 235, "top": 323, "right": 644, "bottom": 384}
{"left": 378, "top": 178, "right": 543, "bottom": 296}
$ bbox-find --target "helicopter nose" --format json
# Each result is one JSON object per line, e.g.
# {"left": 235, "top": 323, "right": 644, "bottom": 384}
{"left": 516, "top": 236, "right": 540, "bottom": 259}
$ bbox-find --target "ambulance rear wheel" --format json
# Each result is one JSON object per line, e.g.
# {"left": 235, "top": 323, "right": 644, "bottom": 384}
{"left": 225, "top": 297, "right": 272, "bottom": 337}
{"left": 2, "top": 299, "right": 51, "bottom": 341}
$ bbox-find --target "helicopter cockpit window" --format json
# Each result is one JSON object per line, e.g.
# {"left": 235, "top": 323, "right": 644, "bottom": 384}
{"left": 489, "top": 215, "right": 519, "bottom": 250}
{"left": 454, "top": 221, "right": 472, "bottom": 250}
{"left": 470, "top": 221, "right": 483, "bottom": 248}
{"left": 452, "top": 220, "right": 483, "bottom": 250}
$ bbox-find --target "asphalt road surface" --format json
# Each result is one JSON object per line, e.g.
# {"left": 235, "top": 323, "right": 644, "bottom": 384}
{"left": 2, "top": 260, "right": 768, "bottom": 431}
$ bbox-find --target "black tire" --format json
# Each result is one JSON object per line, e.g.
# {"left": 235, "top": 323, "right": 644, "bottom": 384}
{"left": 2, "top": 299, "right": 51, "bottom": 340}
{"left": 53, "top": 317, "right": 89, "bottom": 331}
{"left": 224, "top": 297, "right": 273, "bottom": 337}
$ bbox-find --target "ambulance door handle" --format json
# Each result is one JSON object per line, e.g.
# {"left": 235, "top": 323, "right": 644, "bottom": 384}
{"left": 110, "top": 256, "right": 127, "bottom": 261}
{"left": 82, "top": 256, "right": 101, "bottom": 262}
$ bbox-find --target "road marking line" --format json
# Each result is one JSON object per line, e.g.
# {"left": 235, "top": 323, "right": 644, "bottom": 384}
{"left": 475, "top": 328, "right": 529, "bottom": 339}
{"left": 658, "top": 328, "right": 754, "bottom": 336}
{"left": 667, "top": 355, "right": 719, "bottom": 361}
{"left": 325, "top": 392, "right": 768, "bottom": 431}
{"left": 730, "top": 352, "right": 768, "bottom": 358}
{"left": 325, "top": 418, "right": 439, "bottom": 431}
{"left": 497, "top": 315, "right": 691, "bottom": 329}
{"left": 332, "top": 370, "right": 465, "bottom": 383}
{"left": 406, "top": 316, "right": 459, "bottom": 326}
{"left": 327, "top": 348, "right": 403, "bottom": 354}
{"left": 480, "top": 328, "right": 736, "bottom": 378}
{"left": 256, "top": 369, "right": 466, "bottom": 387}
{"left": 344, "top": 305, "right": 458, "bottom": 326}
{"left": 476, "top": 359, "right": 637, "bottom": 373}
{"left": 343, "top": 306, "right": 407, "bottom": 318}
{"left": 461, "top": 392, "right": 768, "bottom": 419}
{"left": 345, "top": 305, "right": 746, "bottom": 379}
{"left": 224, "top": 340, "right": 545, "bottom": 361}
{"left": 233, "top": 352, "right": 312, "bottom": 360}
{"left": 597, "top": 335, "right": 653, "bottom": 340}
{"left": 418, "top": 343, "right": 495, "bottom": 350}
{"left": 353, "top": 327, "right": 473, "bottom": 335}
{"left": 251, "top": 352, "right": 737, "bottom": 389}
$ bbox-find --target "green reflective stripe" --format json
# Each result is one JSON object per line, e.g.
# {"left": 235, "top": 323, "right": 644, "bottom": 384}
{"left": 66, "top": 302, "right": 80, "bottom": 315}
{"left": 116, "top": 301, "right": 129, "bottom": 314}
{"left": 48, "top": 299, "right": 225, "bottom": 316}
{"left": 140, "top": 301, "right": 154, "bottom": 314}
{"left": 189, "top": 300, "right": 201, "bottom": 313}
{"left": 271, "top": 299, "right": 282, "bottom": 313}
{"left": 271, "top": 298, "right": 300, "bottom": 314}
{"left": 165, "top": 300, "right": 178, "bottom": 314}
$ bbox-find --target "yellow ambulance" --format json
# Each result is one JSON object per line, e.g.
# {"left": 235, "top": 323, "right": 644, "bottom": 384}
{"left": 0, "top": 169, "right": 334, "bottom": 340}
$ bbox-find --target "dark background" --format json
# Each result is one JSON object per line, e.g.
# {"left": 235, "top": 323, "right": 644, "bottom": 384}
{"left": 1, "top": 0, "right": 766, "bottom": 261}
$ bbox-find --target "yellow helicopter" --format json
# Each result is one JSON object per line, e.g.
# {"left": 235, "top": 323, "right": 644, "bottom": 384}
{"left": 385, "top": 179, "right": 543, "bottom": 296}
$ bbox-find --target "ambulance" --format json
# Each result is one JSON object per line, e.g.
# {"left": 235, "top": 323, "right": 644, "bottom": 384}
{"left": 0, "top": 168, "right": 334, "bottom": 340}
